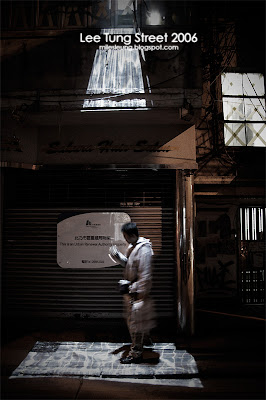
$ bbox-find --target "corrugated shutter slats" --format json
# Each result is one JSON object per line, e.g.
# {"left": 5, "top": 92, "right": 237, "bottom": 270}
{"left": 3, "top": 169, "right": 176, "bottom": 319}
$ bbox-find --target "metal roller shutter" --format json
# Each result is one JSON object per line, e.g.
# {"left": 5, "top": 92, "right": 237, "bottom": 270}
{"left": 2, "top": 168, "right": 177, "bottom": 319}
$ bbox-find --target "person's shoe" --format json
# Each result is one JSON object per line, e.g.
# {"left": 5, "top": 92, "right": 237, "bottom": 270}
{"left": 120, "top": 355, "right": 143, "bottom": 364}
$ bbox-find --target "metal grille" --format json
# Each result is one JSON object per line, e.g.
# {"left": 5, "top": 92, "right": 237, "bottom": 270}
{"left": 2, "top": 168, "right": 176, "bottom": 319}
{"left": 240, "top": 207, "right": 265, "bottom": 241}
{"left": 239, "top": 206, "right": 265, "bottom": 304}
{"left": 241, "top": 270, "right": 265, "bottom": 304}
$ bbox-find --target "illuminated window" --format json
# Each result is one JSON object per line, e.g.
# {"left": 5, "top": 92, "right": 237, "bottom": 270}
{"left": 222, "top": 73, "right": 266, "bottom": 146}
{"left": 116, "top": 0, "right": 135, "bottom": 26}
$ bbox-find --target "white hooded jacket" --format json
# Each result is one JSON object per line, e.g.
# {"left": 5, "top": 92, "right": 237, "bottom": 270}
{"left": 123, "top": 237, "right": 156, "bottom": 333}
{"left": 124, "top": 237, "right": 154, "bottom": 297}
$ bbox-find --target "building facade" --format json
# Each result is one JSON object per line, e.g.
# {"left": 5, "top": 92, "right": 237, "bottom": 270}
{"left": 1, "top": 0, "right": 265, "bottom": 336}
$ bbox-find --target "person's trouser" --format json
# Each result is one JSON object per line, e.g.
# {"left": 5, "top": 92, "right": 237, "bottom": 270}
{"left": 125, "top": 295, "right": 154, "bottom": 358}
{"left": 128, "top": 332, "right": 144, "bottom": 358}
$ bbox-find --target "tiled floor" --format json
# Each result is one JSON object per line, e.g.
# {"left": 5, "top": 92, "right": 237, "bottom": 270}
{"left": 10, "top": 342, "right": 203, "bottom": 387}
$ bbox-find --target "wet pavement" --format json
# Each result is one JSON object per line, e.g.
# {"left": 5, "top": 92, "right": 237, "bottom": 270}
{"left": 9, "top": 341, "right": 201, "bottom": 385}
{"left": 1, "top": 307, "right": 265, "bottom": 399}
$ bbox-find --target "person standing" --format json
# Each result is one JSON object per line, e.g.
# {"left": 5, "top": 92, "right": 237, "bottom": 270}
{"left": 109, "top": 222, "right": 156, "bottom": 364}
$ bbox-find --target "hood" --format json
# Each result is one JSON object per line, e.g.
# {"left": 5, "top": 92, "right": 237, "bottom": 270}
{"left": 136, "top": 237, "right": 152, "bottom": 246}
{"left": 128, "top": 237, "right": 153, "bottom": 255}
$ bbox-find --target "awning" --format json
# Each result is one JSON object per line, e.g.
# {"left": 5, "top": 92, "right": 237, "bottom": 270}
{"left": 2, "top": 109, "right": 197, "bottom": 169}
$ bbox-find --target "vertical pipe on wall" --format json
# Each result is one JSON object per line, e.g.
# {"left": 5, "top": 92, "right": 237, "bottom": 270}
{"left": 185, "top": 170, "right": 195, "bottom": 335}
{"left": 35, "top": 0, "right": 40, "bottom": 27}
{"left": 176, "top": 170, "right": 195, "bottom": 336}
{"left": 9, "top": 1, "right": 13, "bottom": 29}
{"left": 175, "top": 170, "right": 182, "bottom": 333}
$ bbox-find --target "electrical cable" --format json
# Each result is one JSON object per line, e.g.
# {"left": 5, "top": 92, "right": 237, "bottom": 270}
{"left": 195, "top": 22, "right": 240, "bottom": 171}
{"left": 243, "top": 73, "right": 266, "bottom": 113}
{"left": 3, "top": 70, "right": 190, "bottom": 104}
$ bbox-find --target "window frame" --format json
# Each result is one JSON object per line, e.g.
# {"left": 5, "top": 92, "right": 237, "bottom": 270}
{"left": 221, "top": 72, "right": 266, "bottom": 147}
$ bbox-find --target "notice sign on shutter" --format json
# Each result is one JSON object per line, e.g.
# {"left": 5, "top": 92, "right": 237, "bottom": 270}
{"left": 57, "top": 212, "right": 130, "bottom": 269}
